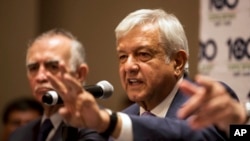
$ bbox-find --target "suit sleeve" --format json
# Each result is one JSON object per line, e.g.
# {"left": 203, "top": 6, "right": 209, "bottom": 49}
{"left": 220, "top": 81, "right": 239, "bottom": 101}
{"left": 129, "top": 115, "right": 228, "bottom": 141}
{"left": 78, "top": 128, "right": 108, "bottom": 141}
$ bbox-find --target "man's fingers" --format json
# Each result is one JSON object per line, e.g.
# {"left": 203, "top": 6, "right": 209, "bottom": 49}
{"left": 178, "top": 80, "right": 207, "bottom": 119}
{"left": 195, "top": 75, "right": 215, "bottom": 92}
{"left": 179, "top": 79, "right": 198, "bottom": 97}
{"left": 59, "top": 107, "right": 69, "bottom": 116}
{"left": 187, "top": 94, "right": 232, "bottom": 129}
{"left": 59, "top": 107, "right": 74, "bottom": 123}
{"left": 63, "top": 73, "right": 83, "bottom": 95}
{"left": 189, "top": 115, "right": 213, "bottom": 129}
{"left": 59, "top": 62, "right": 67, "bottom": 74}
{"left": 46, "top": 71, "right": 68, "bottom": 96}
{"left": 59, "top": 107, "right": 86, "bottom": 128}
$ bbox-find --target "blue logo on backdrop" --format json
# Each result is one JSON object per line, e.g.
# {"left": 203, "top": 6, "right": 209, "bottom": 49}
{"left": 228, "top": 37, "right": 250, "bottom": 61}
{"left": 209, "top": 0, "right": 239, "bottom": 10}
{"left": 199, "top": 39, "right": 217, "bottom": 61}
{"left": 208, "top": 0, "right": 239, "bottom": 26}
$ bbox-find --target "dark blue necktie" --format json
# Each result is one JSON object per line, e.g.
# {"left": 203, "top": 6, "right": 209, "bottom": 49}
{"left": 37, "top": 118, "right": 53, "bottom": 141}
{"left": 141, "top": 111, "right": 156, "bottom": 116}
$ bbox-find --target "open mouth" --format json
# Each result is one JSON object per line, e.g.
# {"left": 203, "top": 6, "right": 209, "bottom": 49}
{"left": 128, "top": 78, "right": 143, "bottom": 85}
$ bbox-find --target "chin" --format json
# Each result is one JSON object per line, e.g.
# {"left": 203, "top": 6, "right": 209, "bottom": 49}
{"left": 128, "top": 94, "right": 144, "bottom": 102}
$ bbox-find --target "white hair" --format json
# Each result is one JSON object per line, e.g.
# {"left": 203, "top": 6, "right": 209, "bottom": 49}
{"left": 28, "top": 28, "right": 87, "bottom": 72}
{"left": 115, "top": 9, "right": 189, "bottom": 73}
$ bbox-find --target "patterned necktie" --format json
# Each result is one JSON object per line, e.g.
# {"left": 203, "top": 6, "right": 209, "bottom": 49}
{"left": 141, "top": 111, "right": 156, "bottom": 116}
{"left": 37, "top": 118, "right": 53, "bottom": 141}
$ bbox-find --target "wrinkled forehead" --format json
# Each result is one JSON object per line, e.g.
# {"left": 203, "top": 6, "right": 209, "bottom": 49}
{"left": 26, "top": 36, "right": 71, "bottom": 63}
{"left": 116, "top": 24, "right": 162, "bottom": 50}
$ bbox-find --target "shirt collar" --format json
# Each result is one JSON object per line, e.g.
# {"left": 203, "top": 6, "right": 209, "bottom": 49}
{"left": 41, "top": 112, "right": 63, "bottom": 130}
{"left": 140, "top": 77, "right": 183, "bottom": 117}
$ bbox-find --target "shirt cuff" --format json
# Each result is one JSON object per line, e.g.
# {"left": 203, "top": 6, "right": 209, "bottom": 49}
{"left": 114, "top": 112, "right": 133, "bottom": 141}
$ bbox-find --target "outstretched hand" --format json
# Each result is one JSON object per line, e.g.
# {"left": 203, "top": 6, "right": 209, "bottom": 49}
{"left": 46, "top": 63, "right": 110, "bottom": 132}
{"left": 177, "top": 75, "right": 246, "bottom": 132}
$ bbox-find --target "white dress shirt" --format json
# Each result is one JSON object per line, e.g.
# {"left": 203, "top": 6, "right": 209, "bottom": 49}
{"left": 41, "top": 113, "right": 63, "bottom": 141}
{"left": 115, "top": 78, "right": 183, "bottom": 141}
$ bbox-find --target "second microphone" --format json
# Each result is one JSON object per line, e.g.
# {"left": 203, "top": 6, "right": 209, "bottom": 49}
{"left": 42, "top": 80, "right": 114, "bottom": 106}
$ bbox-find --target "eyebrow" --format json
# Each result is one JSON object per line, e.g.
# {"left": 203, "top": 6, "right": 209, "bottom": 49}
{"left": 117, "top": 45, "right": 150, "bottom": 52}
{"left": 26, "top": 62, "right": 38, "bottom": 68}
{"left": 44, "top": 60, "right": 59, "bottom": 65}
{"left": 44, "top": 60, "right": 59, "bottom": 68}
{"left": 26, "top": 60, "right": 59, "bottom": 68}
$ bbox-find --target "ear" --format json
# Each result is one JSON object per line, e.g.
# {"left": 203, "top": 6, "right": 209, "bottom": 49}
{"left": 172, "top": 50, "right": 187, "bottom": 78}
{"left": 75, "top": 64, "right": 89, "bottom": 83}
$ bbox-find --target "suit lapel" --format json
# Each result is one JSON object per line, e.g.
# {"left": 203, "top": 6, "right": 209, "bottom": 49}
{"left": 166, "top": 89, "right": 189, "bottom": 118}
{"left": 131, "top": 104, "right": 140, "bottom": 115}
{"left": 51, "top": 122, "right": 64, "bottom": 141}
{"left": 122, "top": 103, "right": 140, "bottom": 115}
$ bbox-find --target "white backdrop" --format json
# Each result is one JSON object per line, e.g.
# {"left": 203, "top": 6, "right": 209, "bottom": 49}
{"left": 199, "top": 0, "right": 250, "bottom": 102}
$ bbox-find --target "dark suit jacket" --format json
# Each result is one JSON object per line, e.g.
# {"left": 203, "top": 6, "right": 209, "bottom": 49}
{"left": 9, "top": 118, "right": 107, "bottom": 141}
{"left": 122, "top": 80, "right": 236, "bottom": 141}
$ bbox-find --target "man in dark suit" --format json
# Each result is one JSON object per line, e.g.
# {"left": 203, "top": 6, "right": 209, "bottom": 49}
{"left": 9, "top": 29, "right": 106, "bottom": 141}
{"left": 46, "top": 9, "right": 239, "bottom": 140}
{"left": 113, "top": 8, "right": 234, "bottom": 140}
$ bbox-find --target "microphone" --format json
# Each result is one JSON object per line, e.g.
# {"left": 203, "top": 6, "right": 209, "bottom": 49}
{"left": 42, "top": 80, "right": 114, "bottom": 106}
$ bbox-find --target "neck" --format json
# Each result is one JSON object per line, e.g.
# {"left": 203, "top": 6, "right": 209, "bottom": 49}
{"left": 139, "top": 99, "right": 163, "bottom": 111}
{"left": 43, "top": 105, "right": 61, "bottom": 117}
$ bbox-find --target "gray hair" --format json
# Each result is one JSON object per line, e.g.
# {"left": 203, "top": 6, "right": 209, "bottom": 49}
{"left": 115, "top": 9, "right": 189, "bottom": 73}
{"left": 27, "top": 28, "right": 86, "bottom": 72}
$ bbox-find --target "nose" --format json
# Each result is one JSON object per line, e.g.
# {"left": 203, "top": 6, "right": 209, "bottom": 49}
{"left": 35, "top": 65, "right": 48, "bottom": 83}
{"left": 123, "top": 56, "right": 139, "bottom": 74}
